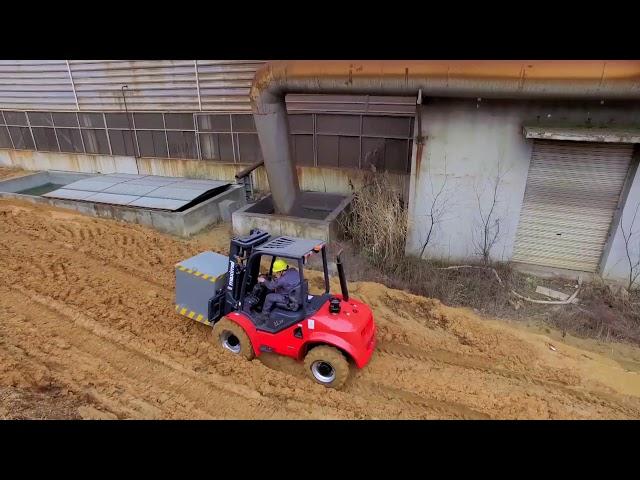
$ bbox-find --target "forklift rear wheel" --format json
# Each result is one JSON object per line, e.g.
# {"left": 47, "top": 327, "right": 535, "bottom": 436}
{"left": 303, "top": 345, "right": 349, "bottom": 389}
{"left": 213, "top": 319, "right": 255, "bottom": 361}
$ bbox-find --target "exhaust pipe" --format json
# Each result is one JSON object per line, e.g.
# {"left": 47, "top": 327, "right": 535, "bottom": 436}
{"left": 336, "top": 250, "right": 349, "bottom": 302}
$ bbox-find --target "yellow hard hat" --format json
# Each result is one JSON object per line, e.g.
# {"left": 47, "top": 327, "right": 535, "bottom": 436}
{"left": 272, "top": 259, "right": 289, "bottom": 273}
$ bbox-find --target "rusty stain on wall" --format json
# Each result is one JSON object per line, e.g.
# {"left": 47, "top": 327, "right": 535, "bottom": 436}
{"left": 135, "top": 157, "right": 242, "bottom": 181}
{"left": 0, "top": 149, "right": 138, "bottom": 175}
{"left": 0, "top": 149, "right": 410, "bottom": 200}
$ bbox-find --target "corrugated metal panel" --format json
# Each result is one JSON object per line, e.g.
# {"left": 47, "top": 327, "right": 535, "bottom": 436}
{"left": 0, "top": 61, "right": 421, "bottom": 118}
{"left": 0, "top": 60, "right": 265, "bottom": 113}
{"left": 147, "top": 185, "right": 213, "bottom": 201}
{"left": 43, "top": 189, "right": 95, "bottom": 200}
{"left": 197, "top": 60, "right": 265, "bottom": 112}
{"left": 44, "top": 173, "right": 231, "bottom": 211}
{"left": 0, "top": 60, "right": 76, "bottom": 110}
{"left": 86, "top": 192, "right": 140, "bottom": 205}
{"left": 286, "top": 94, "right": 417, "bottom": 116}
{"left": 69, "top": 60, "right": 200, "bottom": 111}
{"left": 512, "top": 140, "right": 633, "bottom": 272}
{"left": 102, "top": 183, "right": 159, "bottom": 196}
{"left": 129, "top": 197, "right": 187, "bottom": 210}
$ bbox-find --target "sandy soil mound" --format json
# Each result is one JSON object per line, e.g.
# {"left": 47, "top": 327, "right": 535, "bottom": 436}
{"left": 1, "top": 198, "right": 640, "bottom": 419}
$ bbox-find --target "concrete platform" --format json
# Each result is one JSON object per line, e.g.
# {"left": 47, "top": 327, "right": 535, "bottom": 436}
{"left": 0, "top": 170, "right": 246, "bottom": 237}
{"left": 232, "top": 192, "right": 351, "bottom": 243}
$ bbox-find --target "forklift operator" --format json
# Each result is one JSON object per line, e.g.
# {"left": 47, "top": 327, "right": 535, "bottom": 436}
{"left": 258, "top": 259, "right": 299, "bottom": 314}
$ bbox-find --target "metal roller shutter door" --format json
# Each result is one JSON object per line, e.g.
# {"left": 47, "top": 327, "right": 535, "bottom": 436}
{"left": 512, "top": 140, "right": 633, "bottom": 272}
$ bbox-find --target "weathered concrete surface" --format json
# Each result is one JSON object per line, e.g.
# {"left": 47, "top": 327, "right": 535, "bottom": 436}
{"left": 232, "top": 193, "right": 351, "bottom": 243}
{"left": 219, "top": 199, "right": 242, "bottom": 222}
{"left": 0, "top": 170, "right": 93, "bottom": 193}
{"left": 601, "top": 149, "right": 640, "bottom": 286}
{"left": 405, "top": 98, "right": 640, "bottom": 284}
{"left": 0, "top": 149, "right": 410, "bottom": 201}
{"left": 0, "top": 149, "right": 138, "bottom": 174}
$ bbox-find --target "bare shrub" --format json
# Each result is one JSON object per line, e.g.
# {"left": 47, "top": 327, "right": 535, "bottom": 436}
{"left": 341, "top": 170, "right": 408, "bottom": 266}
{"left": 472, "top": 167, "right": 506, "bottom": 265}
{"left": 545, "top": 281, "right": 640, "bottom": 344}
{"left": 619, "top": 200, "right": 640, "bottom": 290}
{"left": 418, "top": 161, "right": 452, "bottom": 258}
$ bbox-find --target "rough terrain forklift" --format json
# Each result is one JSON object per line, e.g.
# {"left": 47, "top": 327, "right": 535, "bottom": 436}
{"left": 175, "top": 229, "right": 376, "bottom": 388}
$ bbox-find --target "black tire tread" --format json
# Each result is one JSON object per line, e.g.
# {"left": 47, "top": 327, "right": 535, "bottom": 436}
{"left": 213, "top": 318, "right": 255, "bottom": 361}
{"left": 303, "top": 345, "right": 350, "bottom": 389}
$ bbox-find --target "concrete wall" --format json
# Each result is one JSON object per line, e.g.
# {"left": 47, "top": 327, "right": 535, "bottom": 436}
{"left": 232, "top": 194, "right": 351, "bottom": 243}
{"left": 0, "top": 171, "right": 247, "bottom": 238}
{"left": 601, "top": 148, "right": 640, "bottom": 285}
{"left": 0, "top": 149, "right": 139, "bottom": 174}
{"left": 406, "top": 98, "right": 640, "bottom": 282}
{"left": 0, "top": 170, "right": 93, "bottom": 193}
{"left": 0, "top": 149, "right": 244, "bottom": 182}
{"left": 0, "top": 148, "right": 410, "bottom": 201}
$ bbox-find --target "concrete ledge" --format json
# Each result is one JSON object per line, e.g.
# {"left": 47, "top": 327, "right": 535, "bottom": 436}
{"left": 0, "top": 172, "right": 247, "bottom": 237}
{"left": 0, "top": 170, "right": 94, "bottom": 193}
{"left": 232, "top": 193, "right": 351, "bottom": 243}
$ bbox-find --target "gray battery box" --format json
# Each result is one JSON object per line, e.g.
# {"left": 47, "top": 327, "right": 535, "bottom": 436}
{"left": 175, "top": 251, "right": 229, "bottom": 326}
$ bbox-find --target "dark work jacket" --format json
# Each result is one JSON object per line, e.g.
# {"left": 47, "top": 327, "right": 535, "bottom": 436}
{"left": 264, "top": 268, "right": 299, "bottom": 294}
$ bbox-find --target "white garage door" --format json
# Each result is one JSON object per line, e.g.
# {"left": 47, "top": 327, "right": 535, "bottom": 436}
{"left": 512, "top": 140, "right": 634, "bottom": 272}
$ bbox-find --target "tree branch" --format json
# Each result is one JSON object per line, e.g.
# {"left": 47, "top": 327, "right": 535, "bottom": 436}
{"left": 438, "top": 264, "right": 582, "bottom": 305}
{"left": 511, "top": 287, "right": 581, "bottom": 305}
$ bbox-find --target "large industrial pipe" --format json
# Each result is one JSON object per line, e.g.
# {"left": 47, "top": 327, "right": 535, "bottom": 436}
{"left": 250, "top": 60, "right": 640, "bottom": 215}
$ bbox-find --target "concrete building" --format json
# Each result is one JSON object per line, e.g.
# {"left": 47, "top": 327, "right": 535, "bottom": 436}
{"left": 406, "top": 98, "right": 640, "bottom": 286}
{"left": 1, "top": 60, "right": 639, "bottom": 286}
{"left": 0, "top": 60, "right": 412, "bottom": 199}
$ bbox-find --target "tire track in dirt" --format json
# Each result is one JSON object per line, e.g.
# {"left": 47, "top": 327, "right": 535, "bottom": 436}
{"left": 2, "top": 198, "right": 640, "bottom": 419}
{"left": 351, "top": 379, "right": 492, "bottom": 419}
{"left": 375, "top": 342, "right": 638, "bottom": 419}
{"left": 377, "top": 341, "right": 574, "bottom": 388}
{"left": 0, "top": 218, "right": 415, "bottom": 418}
{"left": 0, "top": 292, "right": 219, "bottom": 419}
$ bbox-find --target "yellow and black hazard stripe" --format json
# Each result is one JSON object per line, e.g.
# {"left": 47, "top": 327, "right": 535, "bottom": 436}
{"left": 175, "top": 304, "right": 213, "bottom": 326}
{"left": 175, "top": 264, "right": 221, "bottom": 284}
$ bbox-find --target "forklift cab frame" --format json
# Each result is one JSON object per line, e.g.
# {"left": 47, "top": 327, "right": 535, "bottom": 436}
{"left": 238, "top": 238, "right": 331, "bottom": 332}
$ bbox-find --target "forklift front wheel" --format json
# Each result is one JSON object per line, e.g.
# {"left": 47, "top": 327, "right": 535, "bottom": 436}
{"left": 213, "top": 319, "right": 255, "bottom": 361}
{"left": 303, "top": 346, "right": 350, "bottom": 389}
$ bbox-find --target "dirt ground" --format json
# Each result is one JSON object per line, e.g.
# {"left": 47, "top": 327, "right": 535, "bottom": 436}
{"left": 0, "top": 166, "right": 29, "bottom": 181}
{"left": 2, "top": 199, "right": 640, "bottom": 419}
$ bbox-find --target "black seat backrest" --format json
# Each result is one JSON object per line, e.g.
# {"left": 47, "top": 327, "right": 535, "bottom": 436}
{"left": 276, "top": 297, "right": 297, "bottom": 311}
{"left": 275, "top": 279, "right": 307, "bottom": 312}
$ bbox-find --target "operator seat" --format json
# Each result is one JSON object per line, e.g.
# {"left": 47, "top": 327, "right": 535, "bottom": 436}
{"left": 273, "top": 281, "right": 305, "bottom": 312}
{"left": 257, "top": 280, "right": 308, "bottom": 333}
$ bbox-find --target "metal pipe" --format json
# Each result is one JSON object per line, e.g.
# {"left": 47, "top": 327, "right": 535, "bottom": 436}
{"left": 250, "top": 60, "right": 640, "bottom": 215}
{"left": 121, "top": 85, "right": 137, "bottom": 159}
{"left": 322, "top": 246, "right": 330, "bottom": 295}
{"left": 252, "top": 89, "right": 301, "bottom": 215}
{"left": 415, "top": 88, "right": 424, "bottom": 179}
{"left": 336, "top": 249, "right": 349, "bottom": 301}
{"left": 235, "top": 159, "right": 264, "bottom": 180}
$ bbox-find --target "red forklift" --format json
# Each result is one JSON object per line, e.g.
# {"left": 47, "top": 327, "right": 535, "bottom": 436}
{"left": 175, "top": 229, "right": 376, "bottom": 389}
